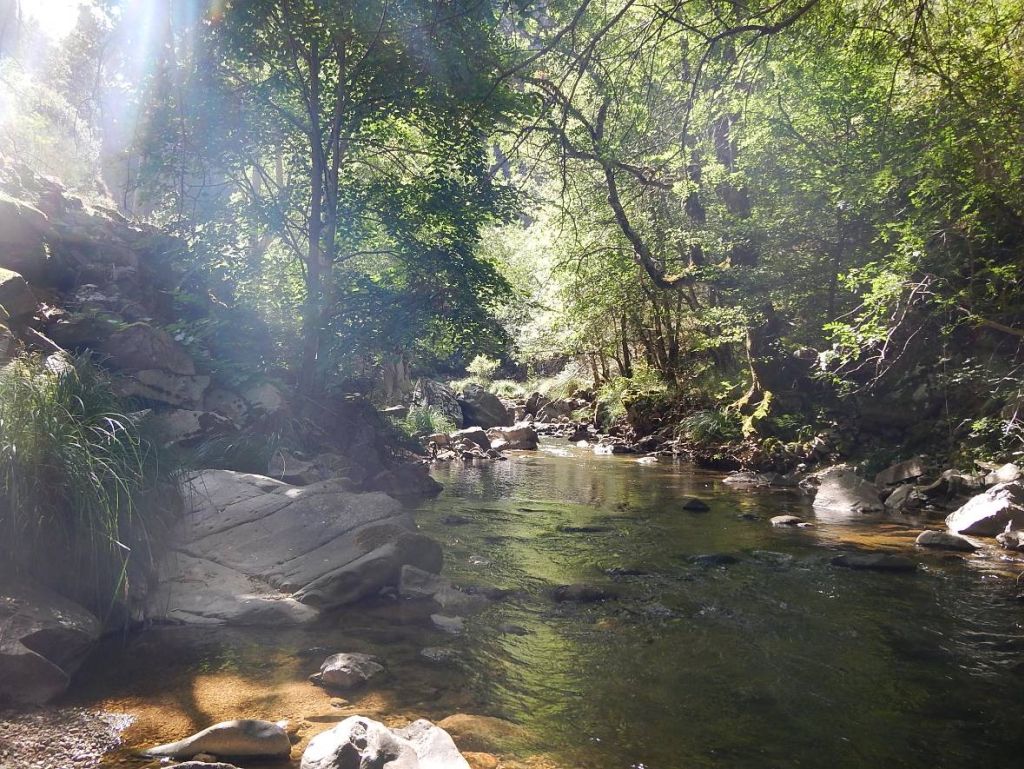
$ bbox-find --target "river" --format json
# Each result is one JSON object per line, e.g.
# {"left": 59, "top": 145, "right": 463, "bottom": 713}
{"left": 75, "top": 442, "right": 1024, "bottom": 769}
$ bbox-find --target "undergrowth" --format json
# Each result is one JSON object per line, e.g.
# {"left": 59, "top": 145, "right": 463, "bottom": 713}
{"left": 0, "top": 354, "right": 179, "bottom": 613}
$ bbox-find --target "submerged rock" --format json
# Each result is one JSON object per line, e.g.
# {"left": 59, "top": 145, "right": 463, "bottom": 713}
{"left": 723, "top": 471, "right": 776, "bottom": 487}
{"left": 550, "top": 583, "right": 615, "bottom": 603}
{"left": 681, "top": 497, "right": 710, "bottom": 512}
{"left": 310, "top": 653, "right": 384, "bottom": 690}
{"left": 831, "top": 553, "right": 917, "bottom": 573}
{"left": 436, "top": 714, "right": 529, "bottom": 754}
{"left": 770, "top": 515, "right": 809, "bottom": 527}
{"left": 915, "top": 530, "right": 977, "bottom": 552}
{"left": 431, "top": 614, "right": 466, "bottom": 634}
{"left": 398, "top": 565, "right": 489, "bottom": 615}
{"left": 690, "top": 553, "right": 739, "bottom": 567}
{"left": 420, "top": 647, "right": 461, "bottom": 664}
{"left": 142, "top": 719, "right": 291, "bottom": 759}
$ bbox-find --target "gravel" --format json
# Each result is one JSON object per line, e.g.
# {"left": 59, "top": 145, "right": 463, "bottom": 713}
{"left": 0, "top": 707, "right": 133, "bottom": 769}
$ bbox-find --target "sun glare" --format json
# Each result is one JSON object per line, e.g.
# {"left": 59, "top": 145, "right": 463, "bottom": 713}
{"left": 22, "top": 0, "right": 87, "bottom": 40}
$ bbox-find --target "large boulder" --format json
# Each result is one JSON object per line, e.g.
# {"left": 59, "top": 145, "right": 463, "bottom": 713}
{"left": 811, "top": 465, "right": 883, "bottom": 514}
{"left": 148, "top": 470, "right": 443, "bottom": 624}
{"left": 874, "top": 456, "right": 927, "bottom": 487}
{"left": 486, "top": 423, "right": 539, "bottom": 451}
{"left": 415, "top": 379, "right": 464, "bottom": 429}
{"left": 115, "top": 370, "right": 211, "bottom": 408}
{"left": 945, "top": 482, "right": 1024, "bottom": 536}
{"left": 301, "top": 716, "right": 469, "bottom": 769}
{"left": 0, "top": 577, "right": 102, "bottom": 705}
{"left": 99, "top": 323, "right": 196, "bottom": 375}
{"left": 146, "top": 409, "right": 234, "bottom": 447}
{"left": 451, "top": 427, "right": 490, "bottom": 452}
{"left": 458, "top": 384, "right": 511, "bottom": 429}
{"left": 0, "top": 267, "right": 37, "bottom": 319}
{"left": 0, "top": 192, "right": 49, "bottom": 281}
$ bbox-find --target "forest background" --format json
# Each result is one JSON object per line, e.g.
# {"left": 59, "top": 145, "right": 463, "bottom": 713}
{"left": 2, "top": 0, "right": 1022, "bottom": 470}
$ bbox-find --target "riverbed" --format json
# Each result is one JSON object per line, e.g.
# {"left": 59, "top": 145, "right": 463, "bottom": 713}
{"left": 67, "top": 442, "right": 1024, "bottom": 769}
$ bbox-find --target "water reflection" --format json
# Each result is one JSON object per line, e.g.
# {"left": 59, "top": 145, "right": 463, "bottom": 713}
{"left": 75, "top": 443, "right": 1024, "bottom": 769}
{"left": 418, "top": 445, "right": 1024, "bottom": 769}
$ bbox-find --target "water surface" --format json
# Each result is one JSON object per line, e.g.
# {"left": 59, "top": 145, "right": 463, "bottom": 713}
{"left": 77, "top": 443, "right": 1024, "bottom": 769}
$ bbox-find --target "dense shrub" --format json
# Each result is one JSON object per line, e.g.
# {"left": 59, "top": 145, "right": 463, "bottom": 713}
{"left": 0, "top": 354, "right": 178, "bottom": 612}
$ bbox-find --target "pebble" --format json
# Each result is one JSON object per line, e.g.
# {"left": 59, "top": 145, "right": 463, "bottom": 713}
{"left": 0, "top": 707, "right": 132, "bottom": 769}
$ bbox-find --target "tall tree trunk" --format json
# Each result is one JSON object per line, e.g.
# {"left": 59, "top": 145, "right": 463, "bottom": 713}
{"left": 619, "top": 314, "right": 633, "bottom": 377}
{"left": 298, "top": 43, "right": 324, "bottom": 398}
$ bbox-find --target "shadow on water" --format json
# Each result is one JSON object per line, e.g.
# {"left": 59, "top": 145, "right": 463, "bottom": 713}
{"left": 73, "top": 442, "right": 1024, "bottom": 769}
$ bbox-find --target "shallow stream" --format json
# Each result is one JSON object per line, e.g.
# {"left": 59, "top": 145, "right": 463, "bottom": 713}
{"left": 74, "top": 443, "right": 1024, "bottom": 769}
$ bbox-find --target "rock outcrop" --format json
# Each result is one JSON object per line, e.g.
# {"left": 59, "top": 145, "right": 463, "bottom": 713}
{"left": 415, "top": 379, "right": 465, "bottom": 429}
{"left": 0, "top": 576, "right": 101, "bottom": 705}
{"left": 147, "top": 470, "right": 442, "bottom": 624}
{"left": 945, "top": 482, "right": 1024, "bottom": 536}
{"left": 458, "top": 384, "right": 510, "bottom": 428}
{"left": 486, "top": 423, "right": 539, "bottom": 451}
{"left": 810, "top": 465, "right": 883, "bottom": 514}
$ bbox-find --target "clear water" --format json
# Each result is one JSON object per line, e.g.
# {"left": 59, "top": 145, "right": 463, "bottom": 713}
{"left": 76, "top": 443, "right": 1024, "bottom": 768}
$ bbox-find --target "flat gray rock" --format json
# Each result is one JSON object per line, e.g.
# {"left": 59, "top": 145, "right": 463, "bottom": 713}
{"left": 148, "top": 470, "right": 443, "bottom": 624}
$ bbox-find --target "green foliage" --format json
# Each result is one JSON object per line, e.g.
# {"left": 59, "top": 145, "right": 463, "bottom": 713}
{"left": 467, "top": 355, "right": 500, "bottom": 383}
{"left": 679, "top": 409, "right": 742, "bottom": 445}
{"left": 0, "top": 355, "right": 177, "bottom": 611}
{"left": 399, "top": 406, "right": 456, "bottom": 438}
{"left": 598, "top": 365, "right": 667, "bottom": 422}
{"left": 489, "top": 379, "right": 527, "bottom": 400}
{"left": 536, "top": 361, "right": 591, "bottom": 401}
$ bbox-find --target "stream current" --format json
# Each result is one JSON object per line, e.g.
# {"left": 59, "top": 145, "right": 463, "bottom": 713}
{"left": 76, "top": 442, "right": 1024, "bottom": 769}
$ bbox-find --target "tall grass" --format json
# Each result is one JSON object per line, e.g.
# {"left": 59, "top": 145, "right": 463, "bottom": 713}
{"left": 399, "top": 406, "right": 456, "bottom": 437}
{"left": 0, "top": 354, "right": 177, "bottom": 613}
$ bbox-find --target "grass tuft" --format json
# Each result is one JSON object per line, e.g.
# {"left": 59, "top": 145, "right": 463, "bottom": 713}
{"left": 0, "top": 354, "right": 178, "bottom": 612}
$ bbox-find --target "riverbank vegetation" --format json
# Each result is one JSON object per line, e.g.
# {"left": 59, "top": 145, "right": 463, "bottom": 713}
{"left": 2, "top": 0, "right": 1022, "bottom": 472}
{"left": 0, "top": 354, "right": 176, "bottom": 612}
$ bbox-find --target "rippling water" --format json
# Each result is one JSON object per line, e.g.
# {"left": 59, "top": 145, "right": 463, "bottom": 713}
{"left": 416, "top": 444, "right": 1024, "bottom": 769}
{"left": 77, "top": 442, "right": 1024, "bottom": 769}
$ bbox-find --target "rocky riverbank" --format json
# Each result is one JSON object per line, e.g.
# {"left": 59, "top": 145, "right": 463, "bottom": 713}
{"left": 0, "top": 707, "right": 132, "bottom": 769}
